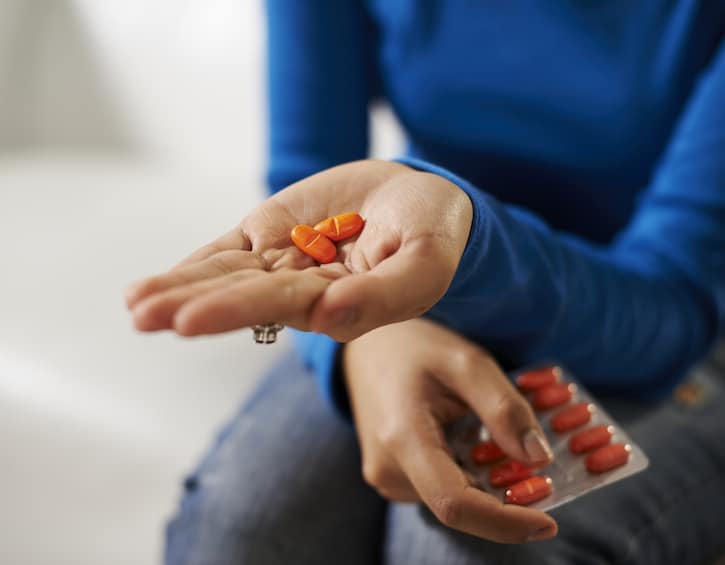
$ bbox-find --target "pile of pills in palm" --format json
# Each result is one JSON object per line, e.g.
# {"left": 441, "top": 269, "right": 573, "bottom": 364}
{"left": 447, "top": 365, "right": 649, "bottom": 510}
{"left": 290, "top": 213, "right": 364, "bottom": 263}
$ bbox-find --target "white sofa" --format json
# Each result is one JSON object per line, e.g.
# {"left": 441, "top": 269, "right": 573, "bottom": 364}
{"left": 0, "top": 2, "right": 282, "bottom": 564}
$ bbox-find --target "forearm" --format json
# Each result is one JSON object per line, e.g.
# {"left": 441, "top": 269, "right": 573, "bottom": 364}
{"left": 401, "top": 157, "right": 717, "bottom": 394}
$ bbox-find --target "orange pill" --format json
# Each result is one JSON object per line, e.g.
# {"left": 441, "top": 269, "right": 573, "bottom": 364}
{"left": 504, "top": 476, "right": 553, "bottom": 506}
{"left": 516, "top": 366, "right": 561, "bottom": 392}
{"left": 586, "top": 443, "right": 631, "bottom": 473}
{"left": 551, "top": 402, "right": 594, "bottom": 433}
{"left": 532, "top": 383, "right": 575, "bottom": 411}
{"left": 290, "top": 224, "right": 337, "bottom": 264}
{"left": 489, "top": 461, "right": 533, "bottom": 488}
{"left": 568, "top": 425, "right": 614, "bottom": 454}
{"left": 313, "top": 212, "right": 365, "bottom": 242}
{"left": 470, "top": 440, "right": 506, "bottom": 465}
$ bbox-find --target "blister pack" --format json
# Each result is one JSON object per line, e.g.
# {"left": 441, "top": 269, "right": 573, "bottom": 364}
{"left": 446, "top": 365, "right": 649, "bottom": 511}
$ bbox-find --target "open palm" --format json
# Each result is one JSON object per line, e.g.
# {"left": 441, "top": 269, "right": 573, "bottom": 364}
{"left": 126, "top": 160, "right": 472, "bottom": 342}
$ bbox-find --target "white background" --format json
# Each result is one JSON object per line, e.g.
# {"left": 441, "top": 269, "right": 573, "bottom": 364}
{"left": 0, "top": 1, "right": 401, "bottom": 564}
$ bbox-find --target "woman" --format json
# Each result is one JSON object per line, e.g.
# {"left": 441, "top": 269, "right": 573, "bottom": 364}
{"left": 127, "top": 2, "right": 725, "bottom": 563}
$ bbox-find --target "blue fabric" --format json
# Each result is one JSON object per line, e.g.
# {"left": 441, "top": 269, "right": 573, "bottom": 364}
{"left": 265, "top": 1, "right": 725, "bottom": 411}
{"left": 290, "top": 329, "right": 348, "bottom": 416}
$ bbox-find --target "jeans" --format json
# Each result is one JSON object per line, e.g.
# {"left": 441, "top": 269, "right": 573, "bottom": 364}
{"left": 165, "top": 352, "right": 725, "bottom": 565}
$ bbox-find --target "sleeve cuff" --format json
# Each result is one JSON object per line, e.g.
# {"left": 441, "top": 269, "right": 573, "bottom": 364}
{"left": 291, "top": 329, "right": 351, "bottom": 419}
{"left": 393, "top": 156, "right": 490, "bottom": 296}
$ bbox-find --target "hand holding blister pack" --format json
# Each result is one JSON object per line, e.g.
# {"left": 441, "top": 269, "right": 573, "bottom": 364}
{"left": 447, "top": 365, "right": 649, "bottom": 510}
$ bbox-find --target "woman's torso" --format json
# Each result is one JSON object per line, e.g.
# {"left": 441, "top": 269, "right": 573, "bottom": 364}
{"left": 365, "top": 0, "right": 725, "bottom": 242}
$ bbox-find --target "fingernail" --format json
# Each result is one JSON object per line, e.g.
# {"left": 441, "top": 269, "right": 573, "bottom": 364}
{"left": 523, "top": 428, "right": 554, "bottom": 465}
{"left": 527, "top": 525, "right": 556, "bottom": 542}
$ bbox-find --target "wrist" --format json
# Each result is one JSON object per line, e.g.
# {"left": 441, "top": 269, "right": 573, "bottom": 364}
{"left": 393, "top": 156, "right": 485, "bottom": 297}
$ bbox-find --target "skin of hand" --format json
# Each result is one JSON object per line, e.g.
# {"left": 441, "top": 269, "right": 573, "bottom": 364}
{"left": 126, "top": 160, "right": 472, "bottom": 342}
{"left": 343, "top": 318, "right": 558, "bottom": 543}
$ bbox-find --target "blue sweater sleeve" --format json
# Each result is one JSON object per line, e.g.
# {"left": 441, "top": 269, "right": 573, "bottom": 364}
{"left": 265, "top": 0, "right": 371, "bottom": 410}
{"left": 400, "top": 37, "right": 725, "bottom": 395}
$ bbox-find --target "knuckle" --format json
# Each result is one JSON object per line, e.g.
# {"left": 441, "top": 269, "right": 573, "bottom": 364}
{"left": 280, "top": 279, "right": 298, "bottom": 302}
{"left": 493, "top": 394, "right": 532, "bottom": 428}
{"left": 449, "top": 346, "right": 482, "bottom": 375}
{"left": 134, "top": 277, "right": 160, "bottom": 298}
{"left": 495, "top": 394, "right": 529, "bottom": 422}
{"left": 375, "top": 488, "right": 396, "bottom": 501}
{"left": 201, "top": 242, "right": 223, "bottom": 259}
{"left": 430, "top": 494, "right": 464, "bottom": 528}
{"left": 375, "top": 422, "right": 405, "bottom": 452}
{"left": 361, "top": 460, "right": 390, "bottom": 491}
{"left": 209, "top": 251, "right": 238, "bottom": 274}
{"left": 361, "top": 462, "right": 380, "bottom": 488}
{"left": 211, "top": 249, "right": 259, "bottom": 274}
{"left": 370, "top": 483, "right": 401, "bottom": 502}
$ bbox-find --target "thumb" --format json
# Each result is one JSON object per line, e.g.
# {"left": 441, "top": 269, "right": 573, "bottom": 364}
{"left": 438, "top": 347, "right": 554, "bottom": 467}
{"left": 309, "top": 240, "right": 453, "bottom": 341}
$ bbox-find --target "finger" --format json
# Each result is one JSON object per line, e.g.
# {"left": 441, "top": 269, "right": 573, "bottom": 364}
{"left": 126, "top": 250, "right": 266, "bottom": 309}
{"left": 372, "top": 484, "right": 419, "bottom": 503}
{"left": 359, "top": 446, "right": 421, "bottom": 503}
{"left": 173, "top": 266, "right": 346, "bottom": 335}
{"left": 438, "top": 348, "right": 553, "bottom": 467}
{"left": 362, "top": 463, "right": 420, "bottom": 503}
{"left": 173, "top": 226, "right": 252, "bottom": 269}
{"left": 308, "top": 237, "right": 453, "bottom": 341}
{"left": 131, "top": 269, "right": 265, "bottom": 331}
{"left": 397, "top": 419, "right": 557, "bottom": 543}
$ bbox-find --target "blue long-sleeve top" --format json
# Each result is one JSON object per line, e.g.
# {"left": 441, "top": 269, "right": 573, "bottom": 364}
{"left": 265, "top": 0, "right": 725, "bottom": 412}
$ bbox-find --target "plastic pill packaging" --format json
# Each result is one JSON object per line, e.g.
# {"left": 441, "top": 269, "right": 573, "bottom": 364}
{"left": 446, "top": 365, "right": 649, "bottom": 511}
